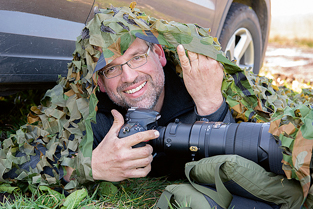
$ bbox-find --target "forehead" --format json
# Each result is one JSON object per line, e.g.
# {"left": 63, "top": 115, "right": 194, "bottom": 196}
{"left": 122, "top": 38, "right": 147, "bottom": 54}
{"left": 94, "top": 38, "right": 147, "bottom": 73}
{"left": 116, "top": 39, "right": 147, "bottom": 59}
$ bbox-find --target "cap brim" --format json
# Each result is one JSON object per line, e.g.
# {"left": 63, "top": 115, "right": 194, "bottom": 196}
{"left": 93, "top": 53, "right": 107, "bottom": 74}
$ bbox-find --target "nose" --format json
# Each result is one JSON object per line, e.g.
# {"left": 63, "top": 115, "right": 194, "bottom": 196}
{"left": 120, "top": 64, "right": 139, "bottom": 83}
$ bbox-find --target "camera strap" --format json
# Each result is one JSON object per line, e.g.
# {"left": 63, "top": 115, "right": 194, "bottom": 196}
{"left": 185, "top": 162, "right": 232, "bottom": 209}
{"left": 154, "top": 190, "right": 192, "bottom": 209}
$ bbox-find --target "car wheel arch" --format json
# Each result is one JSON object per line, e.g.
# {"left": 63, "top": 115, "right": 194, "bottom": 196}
{"left": 217, "top": 0, "right": 270, "bottom": 43}
{"left": 216, "top": 0, "right": 270, "bottom": 72}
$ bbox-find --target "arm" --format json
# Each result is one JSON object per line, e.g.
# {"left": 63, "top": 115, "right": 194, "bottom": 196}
{"left": 194, "top": 99, "right": 235, "bottom": 123}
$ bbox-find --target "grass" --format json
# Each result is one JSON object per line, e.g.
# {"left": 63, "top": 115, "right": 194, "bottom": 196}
{"left": 0, "top": 90, "right": 186, "bottom": 208}
{"left": 0, "top": 177, "right": 185, "bottom": 208}
{"left": 269, "top": 36, "right": 313, "bottom": 48}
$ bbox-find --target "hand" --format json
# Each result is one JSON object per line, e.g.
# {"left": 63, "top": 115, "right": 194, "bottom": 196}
{"left": 177, "top": 45, "right": 224, "bottom": 115}
{"left": 91, "top": 109, "right": 159, "bottom": 182}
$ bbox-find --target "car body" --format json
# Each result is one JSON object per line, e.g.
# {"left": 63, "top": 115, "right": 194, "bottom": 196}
{"left": 0, "top": 0, "right": 271, "bottom": 95}
{"left": 0, "top": 0, "right": 94, "bottom": 95}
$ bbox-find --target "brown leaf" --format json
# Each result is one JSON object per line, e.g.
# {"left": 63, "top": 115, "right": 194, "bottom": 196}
{"left": 27, "top": 112, "right": 40, "bottom": 124}
{"left": 30, "top": 106, "right": 42, "bottom": 115}
{"left": 129, "top": 1, "right": 137, "bottom": 9}
{"left": 269, "top": 119, "right": 281, "bottom": 136}
{"left": 65, "top": 89, "right": 75, "bottom": 97}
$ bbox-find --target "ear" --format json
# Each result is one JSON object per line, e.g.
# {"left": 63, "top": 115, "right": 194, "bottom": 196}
{"left": 97, "top": 76, "right": 106, "bottom": 93}
{"left": 153, "top": 44, "right": 167, "bottom": 67}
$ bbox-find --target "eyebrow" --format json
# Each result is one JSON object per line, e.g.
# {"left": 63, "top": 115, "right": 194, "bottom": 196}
{"left": 128, "top": 47, "right": 147, "bottom": 57}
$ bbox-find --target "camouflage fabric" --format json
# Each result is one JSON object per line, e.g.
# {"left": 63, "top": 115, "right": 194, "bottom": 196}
{"left": 0, "top": 2, "right": 312, "bottom": 207}
{"left": 244, "top": 71, "right": 313, "bottom": 207}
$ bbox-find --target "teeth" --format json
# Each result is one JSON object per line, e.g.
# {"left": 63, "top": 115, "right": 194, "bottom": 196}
{"left": 125, "top": 82, "right": 146, "bottom": 94}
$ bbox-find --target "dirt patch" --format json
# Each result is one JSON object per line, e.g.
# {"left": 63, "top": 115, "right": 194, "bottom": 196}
{"left": 261, "top": 43, "right": 313, "bottom": 91}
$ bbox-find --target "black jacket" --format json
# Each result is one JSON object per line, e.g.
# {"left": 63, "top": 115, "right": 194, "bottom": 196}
{"left": 92, "top": 63, "right": 235, "bottom": 179}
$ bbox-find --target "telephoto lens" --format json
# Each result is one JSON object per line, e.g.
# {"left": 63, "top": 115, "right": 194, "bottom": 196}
{"left": 152, "top": 120, "right": 284, "bottom": 175}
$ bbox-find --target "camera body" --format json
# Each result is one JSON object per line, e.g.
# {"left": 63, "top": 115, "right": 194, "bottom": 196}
{"left": 118, "top": 107, "right": 160, "bottom": 137}
{"left": 118, "top": 107, "right": 162, "bottom": 148}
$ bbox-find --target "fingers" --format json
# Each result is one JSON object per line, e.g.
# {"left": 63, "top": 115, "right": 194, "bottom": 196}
{"left": 108, "top": 145, "right": 153, "bottom": 179}
{"left": 187, "top": 51, "right": 200, "bottom": 74}
{"left": 177, "top": 45, "right": 190, "bottom": 70}
{"left": 116, "top": 163, "right": 152, "bottom": 180}
{"left": 126, "top": 129, "right": 159, "bottom": 147}
{"left": 187, "top": 50, "right": 198, "bottom": 63}
{"left": 123, "top": 153, "right": 153, "bottom": 170}
{"left": 119, "top": 155, "right": 152, "bottom": 179}
{"left": 110, "top": 109, "right": 125, "bottom": 135}
{"left": 129, "top": 144, "right": 153, "bottom": 160}
{"left": 177, "top": 45, "right": 198, "bottom": 61}
{"left": 96, "top": 109, "right": 124, "bottom": 147}
{"left": 127, "top": 164, "right": 152, "bottom": 178}
{"left": 177, "top": 45, "right": 202, "bottom": 73}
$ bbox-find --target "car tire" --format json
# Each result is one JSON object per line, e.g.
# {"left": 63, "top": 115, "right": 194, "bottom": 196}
{"left": 219, "top": 3, "right": 262, "bottom": 74}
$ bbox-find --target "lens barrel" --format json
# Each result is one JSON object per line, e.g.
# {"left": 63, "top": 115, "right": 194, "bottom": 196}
{"left": 152, "top": 121, "right": 284, "bottom": 175}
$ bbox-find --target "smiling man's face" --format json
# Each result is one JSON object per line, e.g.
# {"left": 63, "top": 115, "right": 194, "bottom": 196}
{"left": 98, "top": 38, "right": 167, "bottom": 111}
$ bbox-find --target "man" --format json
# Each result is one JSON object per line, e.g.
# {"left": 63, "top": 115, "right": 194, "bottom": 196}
{"left": 70, "top": 37, "right": 235, "bottom": 182}
{"left": 77, "top": 38, "right": 286, "bottom": 209}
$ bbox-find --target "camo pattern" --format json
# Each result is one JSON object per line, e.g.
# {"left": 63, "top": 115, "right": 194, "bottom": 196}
{"left": 0, "top": 2, "right": 312, "bottom": 206}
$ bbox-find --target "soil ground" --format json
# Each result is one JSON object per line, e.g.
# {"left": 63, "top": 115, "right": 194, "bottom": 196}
{"left": 260, "top": 43, "right": 313, "bottom": 91}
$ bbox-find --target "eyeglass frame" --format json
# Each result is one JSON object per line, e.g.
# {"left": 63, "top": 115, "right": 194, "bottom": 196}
{"left": 98, "top": 47, "right": 150, "bottom": 79}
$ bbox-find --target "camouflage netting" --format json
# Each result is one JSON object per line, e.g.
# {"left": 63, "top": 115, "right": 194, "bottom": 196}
{"left": 1, "top": 2, "right": 313, "bottom": 207}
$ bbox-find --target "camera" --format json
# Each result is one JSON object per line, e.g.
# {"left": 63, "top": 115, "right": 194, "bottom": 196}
{"left": 118, "top": 107, "right": 284, "bottom": 175}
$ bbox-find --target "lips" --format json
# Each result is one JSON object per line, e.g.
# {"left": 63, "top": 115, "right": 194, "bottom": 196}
{"left": 124, "top": 81, "right": 147, "bottom": 94}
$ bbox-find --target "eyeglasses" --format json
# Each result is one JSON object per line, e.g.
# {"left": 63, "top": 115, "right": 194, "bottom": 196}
{"left": 98, "top": 47, "right": 150, "bottom": 79}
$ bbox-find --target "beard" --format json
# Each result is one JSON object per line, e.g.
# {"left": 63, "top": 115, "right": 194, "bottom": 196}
{"left": 105, "top": 72, "right": 165, "bottom": 110}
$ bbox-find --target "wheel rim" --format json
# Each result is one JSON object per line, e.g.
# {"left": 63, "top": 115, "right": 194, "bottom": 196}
{"left": 224, "top": 28, "right": 254, "bottom": 70}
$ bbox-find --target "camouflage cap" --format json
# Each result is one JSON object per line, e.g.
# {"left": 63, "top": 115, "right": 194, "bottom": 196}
{"left": 85, "top": 2, "right": 242, "bottom": 76}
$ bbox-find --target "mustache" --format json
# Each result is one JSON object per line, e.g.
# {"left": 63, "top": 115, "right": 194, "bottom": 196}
{"left": 117, "top": 75, "right": 149, "bottom": 92}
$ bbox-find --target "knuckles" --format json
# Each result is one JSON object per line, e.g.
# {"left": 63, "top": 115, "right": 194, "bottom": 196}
{"left": 114, "top": 152, "right": 128, "bottom": 163}
{"left": 181, "top": 58, "right": 190, "bottom": 65}
{"left": 141, "top": 146, "right": 153, "bottom": 157}
{"left": 125, "top": 165, "right": 151, "bottom": 178}
{"left": 112, "top": 139, "right": 125, "bottom": 151}
{"left": 139, "top": 158, "right": 151, "bottom": 167}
